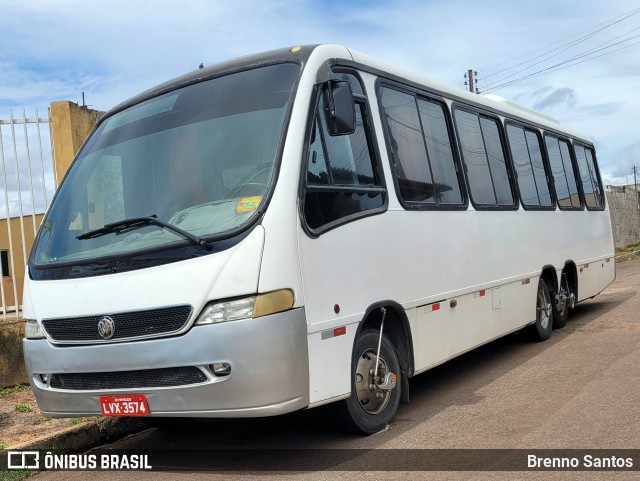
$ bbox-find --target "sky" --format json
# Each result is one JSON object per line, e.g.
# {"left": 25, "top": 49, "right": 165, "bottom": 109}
{"left": 1, "top": 0, "right": 640, "bottom": 216}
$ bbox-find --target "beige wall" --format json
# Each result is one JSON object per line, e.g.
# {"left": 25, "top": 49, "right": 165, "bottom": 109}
{"left": 0, "top": 214, "right": 43, "bottom": 306}
{"left": 50, "top": 101, "right": 102, "bottom": 186}
{"left": 0, "top": 215, "right": 44, "bottom": 307}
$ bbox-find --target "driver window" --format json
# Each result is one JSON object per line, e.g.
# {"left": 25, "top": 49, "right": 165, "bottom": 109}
{"left": 303, "top": 76, "right": 384, "bottom": 232}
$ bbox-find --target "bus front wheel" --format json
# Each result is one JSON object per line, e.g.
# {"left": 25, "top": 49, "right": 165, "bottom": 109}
{"left": 337, "top": 329, "right": 402, "bottom": 434}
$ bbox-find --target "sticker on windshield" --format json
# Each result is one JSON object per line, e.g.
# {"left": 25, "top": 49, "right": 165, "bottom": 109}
{"left": 235, "top": 196, "right": 262, "bottom": 214}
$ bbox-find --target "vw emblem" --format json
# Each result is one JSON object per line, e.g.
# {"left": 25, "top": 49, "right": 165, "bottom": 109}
{"left": 97, "top": 316, "right": 115, "bottom": 340}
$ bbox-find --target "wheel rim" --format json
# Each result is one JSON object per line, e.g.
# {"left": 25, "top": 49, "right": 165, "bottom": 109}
{"left": 355, "top": 348, "right": 391, "bottom": 415}
{"left": 537, "top": 282, "right": 551, "bottom": 329}
{"left": 557, "top": 277, "right": 569, "bottom": 317}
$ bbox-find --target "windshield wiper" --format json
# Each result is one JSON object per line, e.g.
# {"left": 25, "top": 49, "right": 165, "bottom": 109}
{"left": 76, "top": 215, "right": 212, "bottom": 250}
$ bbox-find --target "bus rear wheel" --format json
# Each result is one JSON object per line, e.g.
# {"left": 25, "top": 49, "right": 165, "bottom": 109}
{"left": 528, "top": 278, "right": 553, "bottom": 342}
{"left": 337, "top": 329, "right": 401, "bottom": 434}
{"left": 552, "top": 273, "right": 572, "bottom": 329}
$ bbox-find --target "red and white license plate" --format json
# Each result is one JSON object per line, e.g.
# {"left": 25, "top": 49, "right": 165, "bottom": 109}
{"left": 100, "top": 394, "right": 149, "bottom": 416}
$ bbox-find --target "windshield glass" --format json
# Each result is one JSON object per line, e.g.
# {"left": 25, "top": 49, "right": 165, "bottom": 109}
{"left": 33, "top": 63, "right": 300, "bottom": 266}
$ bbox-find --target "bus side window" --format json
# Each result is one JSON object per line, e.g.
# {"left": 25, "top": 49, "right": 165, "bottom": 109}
{"left": 454, "top": 108, "right": 515, "bottom": 208}
{"left": 574, "top": 144, "right": 604, "bottom": 209}
{"left": 506, "top": 124, "right": 553, "bottom": 208}
{"left": 545, "top": 136, "right": 582, "bottom": 209}
{"left": 303, "top": 92, "right": 384, "bottom": 232}
{"left": 379, "top": 86, "right": 464, "bottom": 207}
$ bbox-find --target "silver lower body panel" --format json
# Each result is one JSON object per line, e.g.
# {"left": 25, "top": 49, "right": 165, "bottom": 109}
{"left": 24, "top": 308, "right": 309, "bottom": 418}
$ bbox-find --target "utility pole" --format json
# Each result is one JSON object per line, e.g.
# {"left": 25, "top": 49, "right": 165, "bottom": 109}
{"left": 464, "top": 69, "right": 479, "bottom": 94}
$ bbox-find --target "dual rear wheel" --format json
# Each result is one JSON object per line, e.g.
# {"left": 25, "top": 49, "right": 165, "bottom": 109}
{"left": 529, "top": 278, "right": 554, "bottom": 341}
{"left": 552, "top": 273, "right": 574, "bottom": 329}
{"left": 529, "top": 271, "right": 575, "bottom": 341}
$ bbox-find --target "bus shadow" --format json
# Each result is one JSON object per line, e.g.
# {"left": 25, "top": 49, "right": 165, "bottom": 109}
{"left": 129, "top": 291, "right": 634, "bottom": 452}
{"left": 390, "top": 289, "right": 635, "bottom": 434}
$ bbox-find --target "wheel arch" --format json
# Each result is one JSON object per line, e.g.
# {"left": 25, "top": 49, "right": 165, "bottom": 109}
{"left": 562, "top": 260, "right": 579, "bottom": 300}
{"left": 356, "top": 300, "right": 414, "bottom": 379}
{"left": 540, "top": 264, "right": 558, "bottom": 294}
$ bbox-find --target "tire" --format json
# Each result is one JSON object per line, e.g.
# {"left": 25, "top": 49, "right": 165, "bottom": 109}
{"left": 552, "top": 273, "right": 571, "bottom": 329}
{"left": 335, "top": 329, "right": 402, "bottom": 434}
{"left": 527, "top": 278, "right": 554, "bottom": 342}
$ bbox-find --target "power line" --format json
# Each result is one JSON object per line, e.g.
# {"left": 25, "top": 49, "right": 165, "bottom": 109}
{"left": 482, "top": 24, "right": 640, "bottom": 90}
{"left": 484, "top": 37, "right": 640, "bottom": 93}
{"left": 479, "top": 6, "right": 640, "bottom": 78}
{"left": 477, "top": 7, "right": 640, "bottom": 92}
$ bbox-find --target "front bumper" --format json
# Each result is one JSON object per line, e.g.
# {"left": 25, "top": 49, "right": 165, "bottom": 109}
{"left": 24, "top": 308, "right": 309, "bottom": 418}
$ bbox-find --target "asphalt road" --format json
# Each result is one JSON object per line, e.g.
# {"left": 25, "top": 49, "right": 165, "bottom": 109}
{"left": 33, "top": 259, "right": 640, "bottom": 480}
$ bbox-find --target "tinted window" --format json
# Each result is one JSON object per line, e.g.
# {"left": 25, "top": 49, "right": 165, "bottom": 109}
{"left": 380, "top": 88, "right": 435, "bottom": 203}
{"left": 321, "top": 100, "right": 376, "bottom": 186}
{"left": 575, "top": 144, "right": 603, "bottom": 209}
{"left": 481, "top": 118, "right": 513, "bottom": 205}
{"left": 380, "top": 87, "right": 464, "bottom": 206}
{"left": 507, "top": 125, "right": 553, "bottom": 208}
{"left": 417, "top": 99, "right": 463, "bottom": 204}
{"left": 304, "top": 85, "right": 384, "bottom": 231}
{"left": 307, "top": 122, "right": 329, "bottom": 185}
{"left": 455, "top": 109, "right": 514, "bottom": 207}
{"left": 304, "top": 191, "right": 384, "bottom": 230}
{"left": 545, "top": 136, "right": 581, "bottom": 209}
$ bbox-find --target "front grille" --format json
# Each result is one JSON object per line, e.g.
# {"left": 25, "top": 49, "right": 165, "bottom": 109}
{"left": 49, "top": 367, "right": 208, "bottom": 390}
{"left": 42, "top": 305, "right": 192, "bottom": 343}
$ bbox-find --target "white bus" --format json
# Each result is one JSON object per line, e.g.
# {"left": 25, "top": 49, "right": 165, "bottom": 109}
{"left": 23, "top": 45, "right": 615, "bottom": 434}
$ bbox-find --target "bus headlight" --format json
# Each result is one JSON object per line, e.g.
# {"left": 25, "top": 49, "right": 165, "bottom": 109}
{"left": 195, "top": 289, "right": 294, "bottom": 325}
{"left": 24, "top": 319, "right": 46, "bottom": 339}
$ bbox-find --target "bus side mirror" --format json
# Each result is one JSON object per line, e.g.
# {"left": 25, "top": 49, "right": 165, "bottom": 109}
{"left": 323, "top": 80, "right": 355, "bottom": 136}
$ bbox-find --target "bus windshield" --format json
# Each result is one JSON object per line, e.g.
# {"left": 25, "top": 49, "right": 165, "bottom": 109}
{"left": 33, "top": 63, "right": 300, "bottom": 266}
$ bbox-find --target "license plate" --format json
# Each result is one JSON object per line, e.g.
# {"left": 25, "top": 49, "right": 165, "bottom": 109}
{"left": 100, "top": 394, "right": 149, "bottom": 416}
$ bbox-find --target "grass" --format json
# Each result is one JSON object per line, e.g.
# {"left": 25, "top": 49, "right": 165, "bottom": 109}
{"left": 616, "top": 242, "right": 640, "bottom": 263}
{"left": 0, "top": 443, "right": 6, "bottom": 449}
{"left": 0, "top": 470, "right": 35, "bottom": 481}
{"left": 617, "top": 242, "right": 640, "bottom": 254}
{"left": 13, "top": 404, "right": 31, "bottom": 413}
{"left": 0, "top": 385, "right": 29, "bottom": 398}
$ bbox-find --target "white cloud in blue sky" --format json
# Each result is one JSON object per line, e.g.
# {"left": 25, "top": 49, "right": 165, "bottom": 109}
{"left": 1, "top": 0, "right": 640, "bottom": 191}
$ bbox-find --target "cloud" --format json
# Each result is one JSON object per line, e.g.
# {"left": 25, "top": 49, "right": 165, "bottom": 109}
{"left": 0, "top": 0, "right": 639, "bottom": 203}
{"left": 580, "top": 102, "right": 622, "bottom": 117}
{"left": 531, "top": 87, "right": 577, "bottom": 110}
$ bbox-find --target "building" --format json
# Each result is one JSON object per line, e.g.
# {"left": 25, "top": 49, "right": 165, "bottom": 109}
{"left": 0, "top": 214, "right": 44, "bottom": 311}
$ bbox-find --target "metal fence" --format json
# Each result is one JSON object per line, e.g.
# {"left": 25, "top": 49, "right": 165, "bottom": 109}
{"left": 0, "top": 109, "right": 55, "bottom": 320}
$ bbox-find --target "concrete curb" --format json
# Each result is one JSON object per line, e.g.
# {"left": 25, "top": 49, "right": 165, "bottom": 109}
{"left": 11, "top": 417, "right": 145, "bottom": 451}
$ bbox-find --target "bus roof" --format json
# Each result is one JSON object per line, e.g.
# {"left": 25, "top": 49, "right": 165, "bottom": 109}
{"left": 105, "top": 44, "right": 591, "bottom": 144}
{"left": 346, "top": 47, "right": 590, "bottom": 143}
